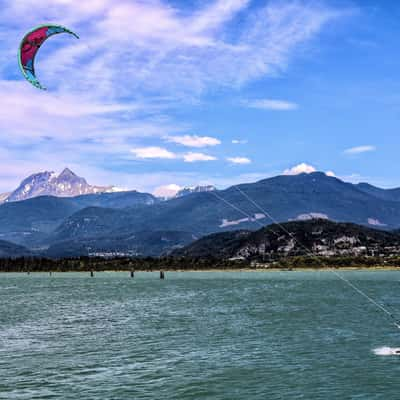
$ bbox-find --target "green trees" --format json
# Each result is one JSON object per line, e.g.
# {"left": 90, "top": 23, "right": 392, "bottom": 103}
{"left": 0, "top": 255, "right": 399, "bottom": 272}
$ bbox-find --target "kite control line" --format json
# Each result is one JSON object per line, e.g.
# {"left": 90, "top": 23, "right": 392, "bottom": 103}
{"left": 210, "top": 185, "right": 400, "bottom": 331}
{"left": 233, "top": 185, "right": 400, "bottom": 331}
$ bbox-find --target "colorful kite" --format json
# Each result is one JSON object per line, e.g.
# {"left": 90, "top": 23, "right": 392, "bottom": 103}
{"left": 18, "top": 25, "right": 79, "bottom": 90}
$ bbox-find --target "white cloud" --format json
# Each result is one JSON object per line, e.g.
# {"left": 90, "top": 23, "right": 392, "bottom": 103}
{"left": 183, "top": 152, "right": 217, "bottom": 162}
{"left": 130, "top": 147, "right": 218, "bottom": 163}
{"left": 283, "top": 163, "right": 317, "bottom": 175}
{"left": 166, "top": 135, "right": 221, "bottom": 147}
{"left": 129, "top": 148, "right": 217, "bottom": 163}
{"left": 283, "top": 163, "right": 338, "bottom": 177}
{"left": 153, "top": 183, "right": 182, "bottom": 198}
{"left": 131, "top": 146, "right": 177, "bottom": 159}
{"left": 232, "top": 139, "right": 248, "bottom": 144}
{"left": 243, "top": 99, "right": 298, "bottom": 111}
{"left": 344, "top": 145, "right": 376, "bottom": 155}
{"left": 227, "top": 156, "right": 251, "bottom": 164}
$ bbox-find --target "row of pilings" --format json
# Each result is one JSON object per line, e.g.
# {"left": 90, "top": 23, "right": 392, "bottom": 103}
{"left": 27, "top": 270, "right": 166, "bottom": 279}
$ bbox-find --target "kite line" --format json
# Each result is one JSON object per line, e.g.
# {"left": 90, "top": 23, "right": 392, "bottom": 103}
{"left": 210, "top": 184, "right": 400, "bottom": 331}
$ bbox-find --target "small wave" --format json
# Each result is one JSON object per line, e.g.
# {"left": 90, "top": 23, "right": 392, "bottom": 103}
{"left": 373, "top": 347, "right": 400, "bottom": 356}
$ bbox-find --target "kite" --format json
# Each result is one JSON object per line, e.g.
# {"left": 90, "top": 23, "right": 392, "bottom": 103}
{"left": 18, "top": 25, "right": 79, "bottom": 90}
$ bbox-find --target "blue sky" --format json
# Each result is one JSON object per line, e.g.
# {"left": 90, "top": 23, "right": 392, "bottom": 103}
{"left": 1, "top": 0, "right": 400, "bottom": 195}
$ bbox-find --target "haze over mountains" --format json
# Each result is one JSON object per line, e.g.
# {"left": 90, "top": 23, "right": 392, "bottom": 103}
{"left": 1, "top": 168, "right": 400, "bottom": 258}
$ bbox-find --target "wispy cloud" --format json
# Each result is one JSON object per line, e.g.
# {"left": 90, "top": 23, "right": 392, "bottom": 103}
{"left": 166, "top": 135, "right": 221, "bottom": 147}
{"left": 1, "top": 0, "right": 344, "bottom": 98}
{"left": 227, "top": 156, "right": 251, "bottom": 164}
{"left": 243, "top": 99, "right": 299, "bottom": 111}
{"left": 183, "top": 152, "right": 217, "bottom": 162}
{"left": 0, "top": 81, "right": 178, "bottom": 145}
{"left": 232, "top": 139, "right": 248, "bottom": 144}
{"left": 344, "top": 145, "right": 376, "bottom": 155}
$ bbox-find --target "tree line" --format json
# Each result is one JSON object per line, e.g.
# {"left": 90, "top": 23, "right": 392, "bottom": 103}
{"left": 0, "top": 255, "right": 399, "bottom": 272}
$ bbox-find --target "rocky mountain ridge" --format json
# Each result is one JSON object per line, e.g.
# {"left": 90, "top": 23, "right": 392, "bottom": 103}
{"left": 175, "top": 185, "right": 216, "bottom": 198}
{"left": 174, "top": 219, "right": 400, "bottom": 261}
{"left": 2, "top": 168, "right": 118, "bottom": 203}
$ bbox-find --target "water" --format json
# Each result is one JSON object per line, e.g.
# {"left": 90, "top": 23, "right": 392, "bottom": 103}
{"left": 1, "top": 270, "right": 400, "bottom": 399}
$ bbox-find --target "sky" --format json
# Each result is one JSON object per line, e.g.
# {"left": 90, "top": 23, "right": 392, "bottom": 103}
{"left": 1, "top": 0, "right": 400, "bottom": 196}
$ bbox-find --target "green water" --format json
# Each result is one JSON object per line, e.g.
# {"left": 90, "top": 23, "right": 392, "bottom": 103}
{"left": 1, "top": 271, "right": 400, "bottom": 399}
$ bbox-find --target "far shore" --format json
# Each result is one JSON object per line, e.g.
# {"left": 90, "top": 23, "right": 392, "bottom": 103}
{"left": 1, "top": 255, "right": 399, "bottom": 273}
{"left": 1, "top": 266, "right": 400, "bottom": 273}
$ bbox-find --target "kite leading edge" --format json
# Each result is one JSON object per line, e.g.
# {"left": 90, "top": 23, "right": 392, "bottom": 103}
{"left": 18, "top": 25, "right": 79, "bottom": 90}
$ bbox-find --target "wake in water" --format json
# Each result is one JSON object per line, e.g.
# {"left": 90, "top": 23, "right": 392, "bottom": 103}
{"left": 373, "top": 347, "right": 400, "bottom": 356}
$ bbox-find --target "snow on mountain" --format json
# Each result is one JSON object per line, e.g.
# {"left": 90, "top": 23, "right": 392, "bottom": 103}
{"left": 0, "top": 192, "right": 10, "bottom": 204}
{"left": 175, "top": 185, "right": 216, "bottom": 198}
{"left": 5, "top": 168, "right": 117, "bottom": 202}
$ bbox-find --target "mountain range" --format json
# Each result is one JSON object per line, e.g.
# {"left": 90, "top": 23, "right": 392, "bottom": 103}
{"left": 0, "top": 169, "right": 217, "bottom": 204}
{"left": 1, "top": 169, "right": 400, "bottom": 257}
{"left": 174, "top": 219, "right": 400, "bottom": 260}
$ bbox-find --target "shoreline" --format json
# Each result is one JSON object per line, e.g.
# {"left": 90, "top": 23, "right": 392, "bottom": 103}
{"left": 1, "top": 266, "right": 399, "bottom": 273}
{"left": 2, "top": 254, "right": 399, "bottom": 273}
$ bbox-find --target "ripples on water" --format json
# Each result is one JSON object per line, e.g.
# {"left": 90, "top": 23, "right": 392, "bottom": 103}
{"left": 1, "top": 271, "right": 400, "bottom": 399}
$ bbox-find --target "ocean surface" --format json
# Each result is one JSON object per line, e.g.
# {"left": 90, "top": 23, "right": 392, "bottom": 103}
{"left": 1, "top": 271, "right": 400, "bottom": 399}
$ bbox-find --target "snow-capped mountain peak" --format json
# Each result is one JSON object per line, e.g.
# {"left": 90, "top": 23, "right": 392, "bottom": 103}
{"left": 4, "top": 168, "right": 116, "bottom": 202}
{"left": 58, "top": 167, "right": 77, "bottom": 179}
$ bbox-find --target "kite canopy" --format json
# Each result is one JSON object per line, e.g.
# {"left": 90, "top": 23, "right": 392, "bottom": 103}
{"left": 18, "top": 25, "right": 79, "bottom": 90}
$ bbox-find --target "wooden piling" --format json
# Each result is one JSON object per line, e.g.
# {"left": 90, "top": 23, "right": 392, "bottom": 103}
{"left": 160, "top": 271, "right": 165, "bottom": 280}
